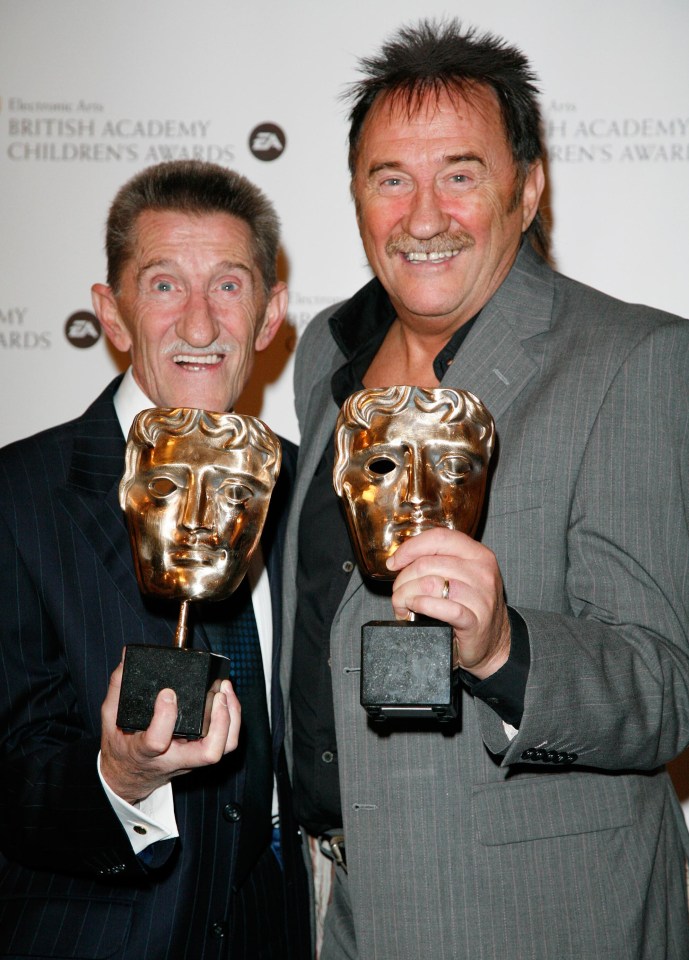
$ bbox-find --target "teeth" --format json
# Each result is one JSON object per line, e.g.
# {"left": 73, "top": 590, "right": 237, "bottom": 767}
{"left": 404, "top": 250, "right": 460, "bottom": 262}
{"left": 173, "top": 354, "right": 221, "bottom": 365}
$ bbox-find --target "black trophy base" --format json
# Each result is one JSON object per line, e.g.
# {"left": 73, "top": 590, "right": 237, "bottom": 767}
{"left": 361, "top": 617, "right": 458, "bottom": 721}
{"left": 116, "top": 644, "right": 231, "bottom": 739}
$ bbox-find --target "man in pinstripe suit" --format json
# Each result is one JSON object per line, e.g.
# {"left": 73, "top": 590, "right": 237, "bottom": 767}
{"left": 282, "top": 20, "right": 689, "bottom": 959}
{"left": 0, "top": 161, "right": 309, "bottom": 959}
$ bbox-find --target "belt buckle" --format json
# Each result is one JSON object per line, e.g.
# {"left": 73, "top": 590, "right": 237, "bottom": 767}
{"left": 320, "top": 833, "right": 347, "bottom": 873}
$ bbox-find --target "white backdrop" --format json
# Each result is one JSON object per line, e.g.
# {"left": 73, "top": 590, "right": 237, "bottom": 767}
{"left": 1, "top": 0, "right": 688, "bottom": 808}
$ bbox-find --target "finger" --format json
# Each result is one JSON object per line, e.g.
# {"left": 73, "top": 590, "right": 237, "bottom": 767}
{"left": 139, "top": 688, "right": 178, "bottom": 757}
{"left": 199, "top": 689, "right": 232, "bottom": 761}
{"left": 391, "top": 579, "right": 469, "bottom": 628}
{"left": 386, "top": 527, "right": 475, "bottom": 572}
{"left": 220, "top": 679, "right": 241, "bottom": 753}
{"left": 101, "top": 658, "right": 125, "bottom": 725}
{"left": 391, "top": 568, "right": 456, "bottom": 620}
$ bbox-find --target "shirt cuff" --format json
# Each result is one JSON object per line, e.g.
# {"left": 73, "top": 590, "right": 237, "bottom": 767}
{"left": 97, "top": 751, "right": 179, "bottom": 855}
{"left": 458, "top": 607, "right": 530, "bottom": 729}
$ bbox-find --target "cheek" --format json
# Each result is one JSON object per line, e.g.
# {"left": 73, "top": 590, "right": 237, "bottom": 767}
{"left": 352, "top": 494, "right": 390, "bottom": 529}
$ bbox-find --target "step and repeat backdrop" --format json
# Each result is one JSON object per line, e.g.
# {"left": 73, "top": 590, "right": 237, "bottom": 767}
{"left": 1, "top": 0, "right": 688, "bottom": 806}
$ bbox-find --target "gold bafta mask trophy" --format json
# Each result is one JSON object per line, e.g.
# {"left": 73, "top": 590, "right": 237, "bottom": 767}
{"left": 333, "top": 386, "right": 494, "bottom": 721}
{"left": 117, "top": 407, "right": 281, "bottom": 738}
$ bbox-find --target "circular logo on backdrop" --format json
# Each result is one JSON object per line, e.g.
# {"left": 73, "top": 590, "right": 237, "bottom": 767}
{"left": 65, "top": 311, "right": 101, "bottom": 348}
{"left": 249, "top": 123, "right": 286, "bottom": 161}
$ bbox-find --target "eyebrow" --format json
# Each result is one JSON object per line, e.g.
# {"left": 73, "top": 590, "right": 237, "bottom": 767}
{"left": 367, "top": 153, "right": 486, "bottom": 178}
{"left": 137, "top": 258, "right": 254, "bottom": 281}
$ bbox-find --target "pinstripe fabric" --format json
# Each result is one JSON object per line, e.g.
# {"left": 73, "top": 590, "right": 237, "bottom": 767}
{"left": 0, "top": 379, "right": 310, "bottom": 960}
{"left": 281, "top": 243, "right": 689, "bottom": 959}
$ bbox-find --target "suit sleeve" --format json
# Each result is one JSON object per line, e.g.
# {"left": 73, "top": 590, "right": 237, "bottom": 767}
{"left": 0, "top": 505, "right": 148, "bottom": 881}
{"left": 477, "top": 319, "right": 689, "bottom": 769}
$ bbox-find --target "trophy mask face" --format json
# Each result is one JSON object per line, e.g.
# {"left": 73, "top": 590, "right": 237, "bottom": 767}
{"left": 333, "top": 387, "right": 494, "bottom": 580}
{"left": 121, "top": 409, "right": 280, "bottom": 601}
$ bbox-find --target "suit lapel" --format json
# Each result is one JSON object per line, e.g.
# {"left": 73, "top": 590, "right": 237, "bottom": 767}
{"left": 57, "top": 380, "right": 177, "bottom": 644}
{"left": 441, "top": 243, "right": 554, "bottom": 418}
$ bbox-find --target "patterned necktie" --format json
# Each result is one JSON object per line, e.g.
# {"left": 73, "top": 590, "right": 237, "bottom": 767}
{"left": 206, "top": 572, "right": 263, "bottom": 695}
{"left": 202, "top": 573, "right": 273, "bottom": 879}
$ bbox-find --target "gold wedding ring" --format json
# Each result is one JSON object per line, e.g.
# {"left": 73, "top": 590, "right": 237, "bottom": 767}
{"left": 441, "top": 578, "right": 450, "bottom": 600}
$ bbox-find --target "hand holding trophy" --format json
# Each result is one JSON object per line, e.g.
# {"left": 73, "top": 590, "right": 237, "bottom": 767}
{"left": 117, "top": 407, "right": 281, "bottom": 738}
{"left": 333, "top": 386, "right": 494, "bottom": 720}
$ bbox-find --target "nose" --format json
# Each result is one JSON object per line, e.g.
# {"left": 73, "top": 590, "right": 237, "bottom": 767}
{"left": 181, "top": 473, "right": 215, "bottom": 532}
{"left": 176, "top": 288, "right": 220, "bottom": 348}
{"left": 400, "top": 448, "right": 432, "bottom": 510}
{"left": 403, "top": 182, "right": 451, "bottom": 240}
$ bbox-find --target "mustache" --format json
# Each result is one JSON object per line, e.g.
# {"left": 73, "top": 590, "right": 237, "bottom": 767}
{"left": 162, "top": 340, "right": 236, "bottom": 356}
{"left": 385, "top": 231, "right": 475, "bottom": 257}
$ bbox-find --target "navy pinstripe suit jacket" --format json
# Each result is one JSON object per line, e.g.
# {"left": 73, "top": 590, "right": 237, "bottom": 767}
{"left": 0, "top": 378, "right": 308, "bottom": 960}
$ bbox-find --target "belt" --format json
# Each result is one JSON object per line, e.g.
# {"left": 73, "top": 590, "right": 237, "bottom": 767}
{"left": 318, "top": 831, "right": 347, "bottom": 872}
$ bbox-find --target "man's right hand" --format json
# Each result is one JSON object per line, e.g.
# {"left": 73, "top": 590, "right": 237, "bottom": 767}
{"left": 99, "top": 660, "right": 241, "bottom": 804}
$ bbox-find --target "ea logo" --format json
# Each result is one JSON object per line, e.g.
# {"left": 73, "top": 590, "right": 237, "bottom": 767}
{"left": 249, "top": 123, "right": 286, "bottom": 161}
{"left": 65, "top": 311, "right": 101, "bottom": 348}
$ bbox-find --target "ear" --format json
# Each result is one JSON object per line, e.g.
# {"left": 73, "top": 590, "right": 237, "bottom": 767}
{"left": 521, "top": 159, "right": 545, "bottom": 232}
{"left": 254, "top": 281, "right": 288, "bottom": 351}
{"left": 91, "top": 283, "right": 132, "bottom": 353}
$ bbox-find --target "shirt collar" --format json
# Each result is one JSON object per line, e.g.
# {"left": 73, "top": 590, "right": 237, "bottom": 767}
{"left": 328, "top": 277, "right": 479, "bottom": 405}
{"left": 113, "top": 367, "right": 155, "bottom": 439}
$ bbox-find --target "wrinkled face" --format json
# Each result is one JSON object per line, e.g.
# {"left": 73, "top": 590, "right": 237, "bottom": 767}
{"left": 335, "top": 405, "right": 491, "bottom": 580}
{"left": 93, "top": 210, "right": 285, "bottom": 412}
{"left": 123, "top": 431, "right": 274, "bottom": 600}
{"left": 353, "top": 85, "right": 543, "bottom": 335}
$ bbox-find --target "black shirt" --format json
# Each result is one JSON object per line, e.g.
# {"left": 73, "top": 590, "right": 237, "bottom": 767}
{"left": 290, "top": 278, "right": 529, "bottom": 836}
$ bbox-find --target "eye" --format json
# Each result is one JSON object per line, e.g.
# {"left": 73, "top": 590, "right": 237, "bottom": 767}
{"left": 154, "top": 280, "right": 173, "bottom": 292}
{"left": 366, "top": 456, "right": 397, "bottom": 477}
{"left": 220, "top": 281, "right": 239, "bottom": 292}
{"left": 438, "top": 456, "right": 472, "bottom": 481}
{"left": 148, "top": 476, "right": 178, "bottom": 498}
{"left": 377, "top": 175, "right": 413, "bottom": 196}
{"left": 220, "top": 481, "right": 254, "bottom": 504}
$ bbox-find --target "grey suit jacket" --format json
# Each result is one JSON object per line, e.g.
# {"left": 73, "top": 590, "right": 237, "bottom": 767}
{"left": 281, "top": 243, "right": 689, "bottom": 959}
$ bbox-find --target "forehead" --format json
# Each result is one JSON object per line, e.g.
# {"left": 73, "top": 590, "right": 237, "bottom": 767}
{"left": 137, "top": 432, "right": 253, "bottom": 469}
{"left": 356, "top": 83, "right": 511, "bottom": 172}
{"left": 127, "top": 208, "right": 257, "bottom": 269}
{"left": 347, "top": 406, "right": 483, "bottom": 448}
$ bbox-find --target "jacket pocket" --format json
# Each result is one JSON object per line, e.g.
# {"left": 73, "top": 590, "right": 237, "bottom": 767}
{"left": 0, "top": 895, "right": 132, "bottom": 958}
{"left": 484, "top": 477, "right": 550, "bottom": 518}
{"left": 473, "top": 773, "right": 634, "bottom": 846}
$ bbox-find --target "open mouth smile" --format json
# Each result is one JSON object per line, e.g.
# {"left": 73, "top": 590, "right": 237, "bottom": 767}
{"left": 402, "top": 250, "right": 461, "bottom": 263}
{"left": 173, "top": 353, "right": 224, "bottom": 371}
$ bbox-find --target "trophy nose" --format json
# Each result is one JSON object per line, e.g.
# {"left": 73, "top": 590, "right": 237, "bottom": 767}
{"left": 180, "top": 473, "right": 215, "bottom": 531}
{"left": 400, "top": 448, "right": 432, "bottom": 509}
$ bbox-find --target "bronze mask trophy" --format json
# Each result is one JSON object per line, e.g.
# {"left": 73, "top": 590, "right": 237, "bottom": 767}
{"left": 333, "top": 386, "right": 495, "bottom": 721}
{"left": 117, "top": 406, "right": 281, "bottom": 739}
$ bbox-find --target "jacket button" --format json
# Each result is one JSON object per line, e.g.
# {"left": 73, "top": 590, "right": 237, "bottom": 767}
{"left": 210, "top": 921, "right": 227, "bottom": 938}
{"left": 321, "top": 750, "right": 335, "bottom": 763}
{"left": 223, "top": 802, "right": 242, "bottom": 822}
{"left": 521, "top": 748, "right": 536, "bottom": 760}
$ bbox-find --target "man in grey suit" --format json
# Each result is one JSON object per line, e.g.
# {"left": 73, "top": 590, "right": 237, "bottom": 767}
{"left": 282, "top": 20, "right": 689, "bottom": 959}
{"left": 0, "top": 160, "right": 309, "bottom": 958}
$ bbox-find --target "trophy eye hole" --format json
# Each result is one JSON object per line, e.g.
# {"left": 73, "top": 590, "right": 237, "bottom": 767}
{"left": 367, "top": 456, "right": 396, "bottom": 477}
{"left": 147, "top": 476, "right": 178, "bottom": 498}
